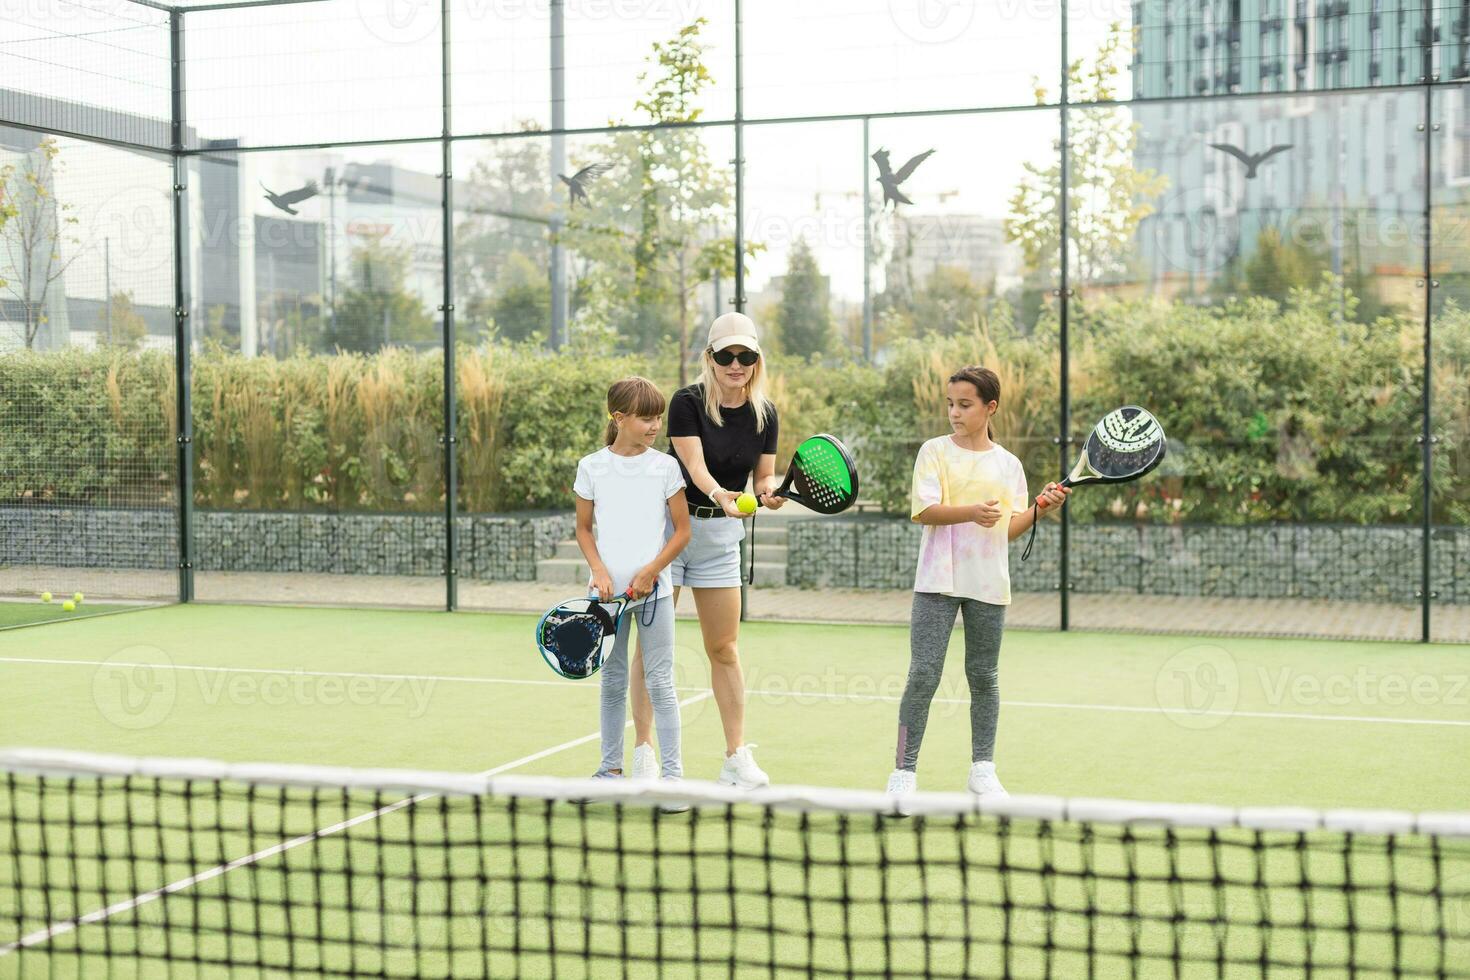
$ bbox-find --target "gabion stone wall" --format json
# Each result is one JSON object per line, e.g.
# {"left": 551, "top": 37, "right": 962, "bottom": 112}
{"left": 786, "top": 518, "right": 1469, "bottom": 604}
{"left": 1, "top": 506, "right": 179, "bottom": 570}
{"left": 1, "top": 507, "right": 576, "bottom": 582}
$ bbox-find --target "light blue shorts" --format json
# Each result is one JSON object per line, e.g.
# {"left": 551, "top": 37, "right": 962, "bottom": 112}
{"left": 670, "top": 515, "right": 745, "bottom": 588}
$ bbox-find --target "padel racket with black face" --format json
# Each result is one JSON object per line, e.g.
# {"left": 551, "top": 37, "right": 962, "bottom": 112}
{"left": 1061, "top": 405, "right": 1167, "bottom": 488}
{"left": 535, "top": 591, "right": 650, "bottom": 679}
{"left": 1020, "top": 406, "right": 1167, "bottom": 561}
{"left": 766, "top": 433, "right": 859, "bottom": 515}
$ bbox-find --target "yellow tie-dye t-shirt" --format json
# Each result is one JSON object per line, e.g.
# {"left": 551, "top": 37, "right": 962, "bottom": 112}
{"left": 910, "top": 436, "right": 1030, "bottom": 605}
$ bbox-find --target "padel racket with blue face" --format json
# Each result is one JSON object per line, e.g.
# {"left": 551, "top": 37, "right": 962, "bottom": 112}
{"left": 766, "top": 434, "right": 859, "bottom": 515}
{"left": 1020, "top": 406, "right": 1167, "bottom": 561}
{"left": 535, "top": 591, "right": 649, "bottom": 679}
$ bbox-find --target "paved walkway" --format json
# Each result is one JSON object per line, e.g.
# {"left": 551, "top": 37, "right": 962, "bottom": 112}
{"left": 5, "top": 566, "right": 1466, "bottom": 643}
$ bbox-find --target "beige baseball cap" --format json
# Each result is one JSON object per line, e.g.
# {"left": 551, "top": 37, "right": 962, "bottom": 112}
{"left": 706, "top": 312, "right": 761, "bottom": 354}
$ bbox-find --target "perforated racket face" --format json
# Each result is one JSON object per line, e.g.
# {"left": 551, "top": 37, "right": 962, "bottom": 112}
{"left": 536, "top": 599, "right": 614, "bottom": 678}
{"left": 789, "top": 435, "right": 859, "bottom": 515}
{"left": 1072, "top": 406, "right": 1166, "bottom": 486}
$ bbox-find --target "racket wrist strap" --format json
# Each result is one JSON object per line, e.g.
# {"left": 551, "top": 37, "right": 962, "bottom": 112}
{"left": 1020, "top": 503, "right": 1039, "bottom": 563}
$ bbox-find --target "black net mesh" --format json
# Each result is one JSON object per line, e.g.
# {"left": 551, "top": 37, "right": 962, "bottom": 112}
{"left": 3, "top": 762, "right": 1469, "bottom": 978}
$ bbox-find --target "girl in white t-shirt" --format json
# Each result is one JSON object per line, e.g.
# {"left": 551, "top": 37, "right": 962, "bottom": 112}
{"left": 885, "top": 365, "right": 1069, "bottom": 800}
{"left": 573, "top": 378, "right": 691, "bottom": 798}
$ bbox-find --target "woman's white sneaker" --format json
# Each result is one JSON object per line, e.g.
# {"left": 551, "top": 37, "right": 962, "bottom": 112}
{"left": 967, "top": 761, "right": 1009, "bottom": 799}
{"left": 717, "top": 745, "right": 769, "bottom": 789}
{"left": 631, "top": 743, "right": 657, "bottom": 782}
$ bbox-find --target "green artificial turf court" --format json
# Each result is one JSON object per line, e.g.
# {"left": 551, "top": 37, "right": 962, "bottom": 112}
{"left": 2, "top": 603, "right": 1467, "bottom": 808}
{"left": 0, "top": 599, "right": 139, "bottom": 630}
{"left": 1, "top": 603, "right": 1467, "bottom": 977}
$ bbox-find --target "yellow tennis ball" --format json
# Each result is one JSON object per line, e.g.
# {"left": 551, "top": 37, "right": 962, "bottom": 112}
{"left": 40, "top": 591, "right": 52, "bottom": 603}
{"left": 62, "top": 600, "right": 75, "bottom": 612}
{"left": 72, "top": 592, "right": 83, "bottom": 604}
{"left": 736, "top": 492, "right": 758, "bottom": 514}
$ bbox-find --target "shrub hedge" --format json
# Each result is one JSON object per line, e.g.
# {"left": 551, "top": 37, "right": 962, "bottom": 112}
{"left": 3, "top": 283, "right": 1466, "bottom": 526}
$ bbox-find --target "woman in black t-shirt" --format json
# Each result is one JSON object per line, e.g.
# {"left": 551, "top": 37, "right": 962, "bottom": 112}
{"left": 629, "top": 312, "right": 782, "bottom": 790}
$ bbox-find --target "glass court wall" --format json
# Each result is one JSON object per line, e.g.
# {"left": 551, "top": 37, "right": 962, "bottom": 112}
{"left": 0, "top": 0, "right": 1464, "bottom": 641}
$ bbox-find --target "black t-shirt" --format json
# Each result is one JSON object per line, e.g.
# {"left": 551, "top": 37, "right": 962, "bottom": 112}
{"left": 665, "top": 384, "right": 779, "bottom": 509}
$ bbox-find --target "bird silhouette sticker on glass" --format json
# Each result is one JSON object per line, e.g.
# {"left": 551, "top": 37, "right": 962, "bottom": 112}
{"left": 558, "top": 162, "right": 613, "bottom": 207}
{"left": 1208, "top": 142, "right": 1292, "bottom": 179}
{"left": 261, "top": 180, "right": 320, "bottom": 215}
{"left": 872, "top": 147, "right": 935, "bottom": 208}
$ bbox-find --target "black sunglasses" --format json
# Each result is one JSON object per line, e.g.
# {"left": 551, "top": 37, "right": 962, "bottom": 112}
{"left": 709, "top": 348, "right": 760, "bottom": 367}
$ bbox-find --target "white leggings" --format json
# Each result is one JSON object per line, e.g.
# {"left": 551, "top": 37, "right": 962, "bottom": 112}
{"left": 598, "top": 595, "right": 681, "bottom": 778}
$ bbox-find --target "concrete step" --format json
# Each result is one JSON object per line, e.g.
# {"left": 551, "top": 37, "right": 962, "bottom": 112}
{"left": 752, "top": 543, "right": 786, "bottom": 562}
{"left": 537, "top": 556, "right": 788, "bottom": 588}
{"left": 748, "top": 526, "right": 787, "bottom": 546}
{"left": 536, "top": 557, "right": 591, "bottom": 584}
{"left": 749, "top": 562, "right": 787, "bottom": 588}
{"left": 553, "top": 527, "right": 788, "bottom": 562}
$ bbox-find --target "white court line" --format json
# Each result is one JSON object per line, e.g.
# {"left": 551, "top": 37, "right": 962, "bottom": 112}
{"left": 0, "top": 690, "right": 713, "bottom": 957}
{"left": 0, "top": 657, "right": 582, "bottom": 690}
{"left": 6, "top": 656, "right": 1470, "bottom": 729}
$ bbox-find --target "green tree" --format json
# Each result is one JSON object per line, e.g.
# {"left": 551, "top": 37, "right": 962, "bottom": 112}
{"left": 484, "top": 251, "right": 551, "bottom": 343}
{"left": 97, "top": 290, "right": 147, "bottom": 351}
{"left": 1241, "top": 226, "right": 1328, "bottom": 308}
{"left": 200, "top": 304, "right": 235, "bottom": 350}
{"left": 0, "top": 137, "right": 81, "bottom": 348}
{"left": 325, "top": 235, "right": 436, "bottom": 354}
{"left": 1005, "top": 26, "right": 1167, "bottom": 286}
{"left": 912, "top": 265, "right": 994, "bottom": 336}
{"left": 454, "top": 130, "right": 555, "bottom": 344}
{"left": 773, "top": 237, "right": 832, "bottom": 357}
{"left": 558, "top": 19, "right": 743, "bottom": 380}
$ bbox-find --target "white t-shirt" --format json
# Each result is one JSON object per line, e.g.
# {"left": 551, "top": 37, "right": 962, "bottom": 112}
{"left": 573, "top": 446, "right": 686, "bottom": 600}
{"left": 910, "top": 436, "right": 1030, "bottom": 605}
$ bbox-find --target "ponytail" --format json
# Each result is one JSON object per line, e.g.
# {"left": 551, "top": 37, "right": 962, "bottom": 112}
{"left": 603, "top": 376, "right": 667, "bottom": 446}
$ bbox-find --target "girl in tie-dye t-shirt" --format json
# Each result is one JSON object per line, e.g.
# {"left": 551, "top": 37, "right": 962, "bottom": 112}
{"left": 884, "top": 366, "right": 1069, "bottom": 802}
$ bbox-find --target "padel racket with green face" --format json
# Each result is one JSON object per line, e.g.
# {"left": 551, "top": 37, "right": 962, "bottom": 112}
{"left": 1020, "top": 406, "right": 1167, "bottom": 561}
{"left": 535, "top": 591, "right": 651, "bottom": 679}
{"left": 766, "top": 434, "right": 859, "bottom": 515}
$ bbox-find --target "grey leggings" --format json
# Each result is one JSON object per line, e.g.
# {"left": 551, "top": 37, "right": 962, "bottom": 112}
{"left": 895, "top": 591, "right": 1006, "bottom": 772}
{"left": 598, "top": 595, "right": 681, "bottom": 778}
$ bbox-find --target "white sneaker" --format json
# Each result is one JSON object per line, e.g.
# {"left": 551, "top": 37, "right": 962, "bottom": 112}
{"left": 717, "top": 744, "right": 770, "bottom": 790}
{"left": 656, "top": 776, "right": 690, "bottom": 814}
{"left": 885, "top": 769, "right": 917, "bottom": 795}
{"left": 569, "top": 769, "right": 622, "bottom": 806}
{"left": 631, "top": 743, "right": 657, "bottom": 782}
{"left": 967, "top": 761, "right": 1009, "bottom": 800}
{"left": 885, "top": 769, "right": 917, "bottom": 819}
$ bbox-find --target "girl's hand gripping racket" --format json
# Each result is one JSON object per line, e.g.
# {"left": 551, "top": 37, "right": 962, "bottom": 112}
{"left": 535, "top": 590, "right": 653, "bottom": 679}
{"left": 1020, "top": 406, "right": 1168, "bottom": 562}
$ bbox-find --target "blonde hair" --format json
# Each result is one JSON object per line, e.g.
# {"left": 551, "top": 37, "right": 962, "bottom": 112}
{"left": 604, "top": 376, "right": 666, "bottom": 446}
{"left": 697, "top": 347, "right": 773, "bottom": 432}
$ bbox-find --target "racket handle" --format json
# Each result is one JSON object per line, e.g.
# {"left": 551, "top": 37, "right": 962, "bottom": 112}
{"left": 1036, "top": 480, "right": 1071, "bottom": 512}
{"left": 753, "top": 492, "right": 787, "bottom": 509}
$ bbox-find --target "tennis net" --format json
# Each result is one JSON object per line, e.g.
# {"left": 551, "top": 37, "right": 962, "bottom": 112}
{"left": 2, "top": 749, "right": 1468, "bottom": 978}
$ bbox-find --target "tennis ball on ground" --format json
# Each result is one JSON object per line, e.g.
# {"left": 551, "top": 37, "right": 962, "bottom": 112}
{"left": 62, "top": 600, "right": 75, "bottom": 612}
{"left": 72, "top": 592, "right": 83, "bottom": 604}
{"left": 40, "top": 591, "right": 52, "bottom": 603}
{"left": 736, "top": 492, "right": 758, "bottom": 514}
